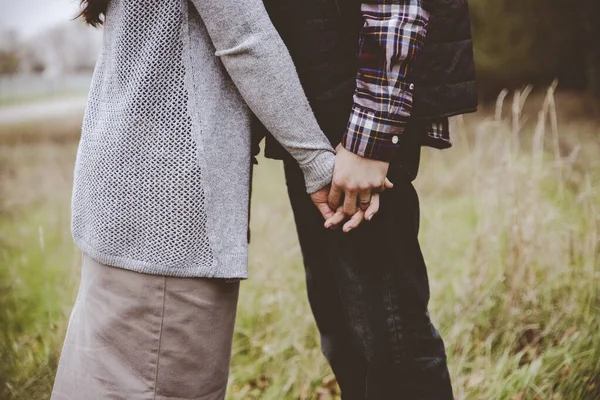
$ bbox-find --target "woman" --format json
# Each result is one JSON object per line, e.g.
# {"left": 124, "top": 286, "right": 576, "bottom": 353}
{"left": 51, "top": 0, "right": 338, "bottom": 398}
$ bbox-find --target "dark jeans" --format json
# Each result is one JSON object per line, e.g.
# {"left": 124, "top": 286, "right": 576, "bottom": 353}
{"left": 282, "top": 127, "right": 454, "bottom": 399}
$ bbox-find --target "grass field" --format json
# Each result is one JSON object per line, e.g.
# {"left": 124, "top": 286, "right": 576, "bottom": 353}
{"left": 1, "top": 89, "right": 599, "bottom": 399}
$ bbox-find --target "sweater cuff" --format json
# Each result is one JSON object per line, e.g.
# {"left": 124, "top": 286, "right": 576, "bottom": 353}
{"left": 299, "top": 151, "right": 335, "bottom": 194}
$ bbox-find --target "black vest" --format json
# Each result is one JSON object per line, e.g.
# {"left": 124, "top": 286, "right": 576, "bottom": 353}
{"left": 254, "top": 0, "right": 478, "bottom": 160}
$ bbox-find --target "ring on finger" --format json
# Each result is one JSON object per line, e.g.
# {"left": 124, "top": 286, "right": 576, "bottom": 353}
{"left": 358, "top": 197, "right": 371, "bottom": 211}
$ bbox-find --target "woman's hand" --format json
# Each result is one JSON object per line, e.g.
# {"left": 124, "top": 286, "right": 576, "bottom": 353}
{"left": 311, "top": 185, "right": 388, "bottom": 233}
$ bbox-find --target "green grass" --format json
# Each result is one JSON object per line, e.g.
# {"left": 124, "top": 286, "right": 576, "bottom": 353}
{"left": 0, "top": 142, "right": 80, "bottom": 400}
{"left": 0, "top": 90, "right": 599, "bottom": 399}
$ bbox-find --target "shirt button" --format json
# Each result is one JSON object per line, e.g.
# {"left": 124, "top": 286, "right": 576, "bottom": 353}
{"left": 392, "top": 135, "right": 399, "bottom": 144}
{"left": 409, "top": 83, "right": 415, "bottom": 90}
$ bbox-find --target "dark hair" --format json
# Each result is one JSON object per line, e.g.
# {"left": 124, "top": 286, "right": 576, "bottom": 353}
{"left": 79, "top": 0, "right": 109, "bottom": 27}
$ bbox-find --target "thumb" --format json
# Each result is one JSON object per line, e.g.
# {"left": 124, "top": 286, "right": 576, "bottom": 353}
{"left": 314, "top": 202, "right": 336, "bottom": 221}
{"left": 384, "top": 178, "right": 394, "bottom": 189}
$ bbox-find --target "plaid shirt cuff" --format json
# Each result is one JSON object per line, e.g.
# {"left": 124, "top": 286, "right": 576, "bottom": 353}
{"left": 342, "top": 105, "right": 407, "bottom": 161}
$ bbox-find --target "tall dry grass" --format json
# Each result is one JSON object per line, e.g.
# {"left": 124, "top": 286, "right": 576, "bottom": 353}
{"left": 0, "top": 91, "right": 599, "bottom": 399}
{"left": 417, "top": 87, "right": 600, "bottom": 399}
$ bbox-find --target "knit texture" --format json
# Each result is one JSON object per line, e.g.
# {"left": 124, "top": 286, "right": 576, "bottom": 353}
{"left": 72, "top": 0, "right": 335, "bottom": 279}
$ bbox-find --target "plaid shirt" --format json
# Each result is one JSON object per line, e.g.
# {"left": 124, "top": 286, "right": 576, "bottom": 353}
{"left": 342, "top": 0, "right": 451, "bottom": 161}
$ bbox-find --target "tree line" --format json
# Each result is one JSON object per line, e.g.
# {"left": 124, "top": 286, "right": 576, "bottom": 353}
{"left": 470, "top": 0, "right": 600, "bottom": 98}
{"left": 1, "top": 1, "right": 599, "bottom": 100}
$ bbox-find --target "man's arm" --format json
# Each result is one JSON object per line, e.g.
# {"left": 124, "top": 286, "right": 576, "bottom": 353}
{"left": 343, "top": 0, "right": 429, "bottom": 161}
{"left": 328, "top": 0, "right": 431, "bottom": 223}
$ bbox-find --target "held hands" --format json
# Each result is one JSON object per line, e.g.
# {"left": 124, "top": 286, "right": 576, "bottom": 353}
{"left": 310, "top": 145, "right": 393, "bottom": 232}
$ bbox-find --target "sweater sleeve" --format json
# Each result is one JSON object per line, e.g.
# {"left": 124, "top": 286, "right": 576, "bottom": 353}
{"left": 189, "top": 0, "right": 335, "bottom": 193}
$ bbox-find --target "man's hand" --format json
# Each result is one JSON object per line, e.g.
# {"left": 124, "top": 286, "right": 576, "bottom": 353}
{"left": 328, "top": 145, "right": 393, "bottom": 222}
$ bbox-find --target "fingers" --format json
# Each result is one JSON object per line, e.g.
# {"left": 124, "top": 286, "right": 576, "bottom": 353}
{"left": 310, "top": 186, "right": 336, "bottom": 221}
{"left": 343, "top": 192, "right": 380, "bottom": 232}
{"left": 373, "top": 178, "right": 394, "bottom": 193}
{"left": 314, "top": 202, "right": 336, "bottom": 221}
{"left": 324, "top": 206, "right": 345, "bottom": 229}
{"left": 343, "top": 191, "right": 358, "bottom": 216}
{"left": 365, "top": 193, "right": 380, "bottom": 221}
{"left": 343, "top": 209, "right": 365, "bottom": 232}
{"left": 328, "top": 184, "right": 343, "bottom": 211}
{"left": 326, "top": 193, "right": 380, "bottom": 231}
{"left": 357, "top": 190, "right": 372, "bottom": 212}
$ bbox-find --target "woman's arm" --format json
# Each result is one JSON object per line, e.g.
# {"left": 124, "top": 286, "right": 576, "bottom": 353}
{"left": 189, "top": 0, "right": 334, "bottom": 194}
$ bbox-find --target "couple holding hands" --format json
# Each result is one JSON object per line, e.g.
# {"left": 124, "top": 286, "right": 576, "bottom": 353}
{"left": 52, "top": 0, "right": 477, "bottom": 399}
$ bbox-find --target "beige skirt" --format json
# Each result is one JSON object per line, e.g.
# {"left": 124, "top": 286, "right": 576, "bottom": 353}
{"left": 52, "top": 255, "right": 239, "bottom": 400}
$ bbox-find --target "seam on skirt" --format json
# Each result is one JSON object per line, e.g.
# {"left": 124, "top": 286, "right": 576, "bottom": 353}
{"left": 153, "top": 278, "right": 168, "bottom": 399}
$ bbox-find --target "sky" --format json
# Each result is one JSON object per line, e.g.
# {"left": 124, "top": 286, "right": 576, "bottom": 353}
{"left": 0, "top": 0, "right": 80, "bottom": 37}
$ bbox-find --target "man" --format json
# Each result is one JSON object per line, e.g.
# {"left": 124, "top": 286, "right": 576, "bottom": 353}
{"left": 254, "top": 0, "right": 477, "bottom": 398}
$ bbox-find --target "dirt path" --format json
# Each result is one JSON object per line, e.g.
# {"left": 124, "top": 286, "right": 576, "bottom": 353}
{"left": 0, "top": 96, "right": 87, "bottom": 125}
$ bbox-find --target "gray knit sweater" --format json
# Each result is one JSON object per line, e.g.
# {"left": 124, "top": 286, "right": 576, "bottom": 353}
{"left": 71, "top": 0, "right": 335, "bottom": 279}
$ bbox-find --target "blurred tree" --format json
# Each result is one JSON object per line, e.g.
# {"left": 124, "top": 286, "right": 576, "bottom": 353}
{"left": 579, "top": 0, "right": 600, "bottom": 97}
{"left": 0, "top": 50, "right": 20, "bottom": 75}
{"left": 17, "top": 22, "right": 102, "bottom": 76}
{"left": 0, "top": 30, "right": 21, "bottom": 75}
{"left": 469, "top": 0, "right": 600, "bottom": 98}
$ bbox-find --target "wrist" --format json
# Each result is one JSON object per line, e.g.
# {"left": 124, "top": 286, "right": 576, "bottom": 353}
{"left": 300, "top": 151, "right": 335, "bottom": 194}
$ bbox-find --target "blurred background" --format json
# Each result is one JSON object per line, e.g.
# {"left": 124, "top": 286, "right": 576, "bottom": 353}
{"left": 1, "top": 1, "right": 599, "bottom": 399}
